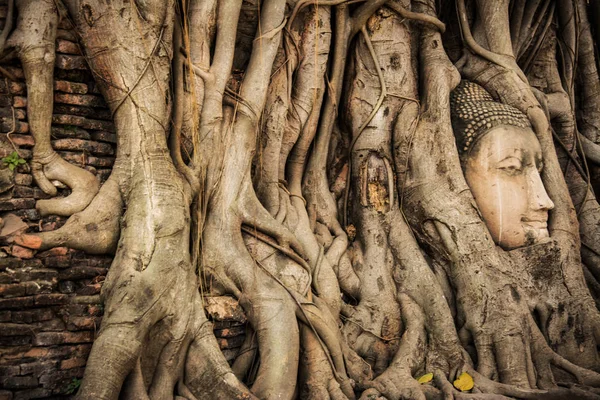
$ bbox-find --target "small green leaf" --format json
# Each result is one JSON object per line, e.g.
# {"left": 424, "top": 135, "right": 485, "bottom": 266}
{"left": 8, "top": 164, "right": 15, "bottom": 171}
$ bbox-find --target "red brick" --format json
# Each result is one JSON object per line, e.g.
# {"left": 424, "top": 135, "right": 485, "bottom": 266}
{"left": 32, "top": 331, "right": 93, "bottom": 346}
{"left": 9, "top": 246, "right": 34, "bottom": 259}
{"left": 55, "top": 54, "right": 87, "bottom": 70}
{"left": 3, "top": 67, "right": 24, "bottom": 80}
{"left": 90, "top": 130, "right": 116, "bottom": 143}
{"left": 60, "top": 357, "right": 87, "bottom": 370}
{"left": 1, "top": 120, "right": 28, "bottom": 134}
{"left": 0, "top": 199, "right": 36, "bottom": 211}
{"left": 12, "top": 96, "right": 26, "bottom": 108}
{"left": 33, "top": 294, "right": 68, "bottom": 306}
{"left": 12, "top": 235, "right": 41, "bottom": 249}
{"left": 54, "top": 93, "right": 105, "bottom": 108}
{"left": 51, "top": 138, "right": 114, "bottom": 156}
{"left": 52, "top": 126, "right": 90, "bottom": 140}
{"left": 66, "top": 316, "right": 100, "bottom": 331}
{"left": 0, "top": 376, "right": 38, "bottom": 389}
{"left": 42, "top": 256, "right": 71, "bottom": 269}
{"left": 54, "top": 80, "right": 87, "bottom": 94}
{"left": 53, "top": 104, "right": 111, "bottom": 121}
{"left": 59, "top": 267, "right": 106, "bottom": 281}
{"left": 11, "top": 309, "right": 53, "bottom": 324}
{"left": 1, "top": 134, "right": 33, "bottom": 147}
{"left": 14, "top": 269, "right": 57, "bottom": 282}
{"left": 87, "top": 156, "right": 114, "bottom": 168}
{"left": 55, "top": 39, "right": 82, "bottom": 56}
{"left": 0, "top": 297, "right": 34, "bottom": 310}
{"left": 37, "top": 247, "right": 70, "bottom": 257}
{"left": 7, "top": 82, "right": 25, "bottom": 96}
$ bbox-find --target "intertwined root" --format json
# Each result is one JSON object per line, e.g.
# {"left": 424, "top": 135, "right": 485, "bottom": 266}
{"left": 32, "top": 152, "right": 100, "bottom": 217}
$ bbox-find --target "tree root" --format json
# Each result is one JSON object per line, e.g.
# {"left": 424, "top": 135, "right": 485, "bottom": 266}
{"left": 16, "top": 177, "right": 121, "bottom": 253}
{"left": 32, "top": 152, "right": 101, "bottom": 217}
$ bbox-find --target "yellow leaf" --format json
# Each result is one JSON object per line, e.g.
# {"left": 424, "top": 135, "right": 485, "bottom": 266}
{"left": 417, "top": 373, "right": 433, "bottom": 384}
{"left": 453, "top": 372, "right": 474, "bottom": 392}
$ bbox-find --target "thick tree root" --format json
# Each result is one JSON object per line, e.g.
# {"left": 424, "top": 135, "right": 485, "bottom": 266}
{"left": 16, "top": 178, "right": 121, "bottom": 253}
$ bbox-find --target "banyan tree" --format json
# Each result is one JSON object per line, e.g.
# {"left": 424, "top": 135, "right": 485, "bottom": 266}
{"left": 5, "top": 0, "right": 600, "bottom": 398}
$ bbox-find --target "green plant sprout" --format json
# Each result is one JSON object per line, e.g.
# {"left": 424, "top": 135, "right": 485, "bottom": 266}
{"left": 1, "top": 151, "right": 26, "bottom": 171}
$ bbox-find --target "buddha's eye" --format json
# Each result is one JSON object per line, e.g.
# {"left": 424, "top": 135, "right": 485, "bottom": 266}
{"left": 497, "top": 157, "right": 523, "bottom": 175}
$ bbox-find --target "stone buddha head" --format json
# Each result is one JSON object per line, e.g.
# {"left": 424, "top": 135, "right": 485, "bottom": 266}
{"left": 450, "top": 81, "right": 554, "bottom": 249}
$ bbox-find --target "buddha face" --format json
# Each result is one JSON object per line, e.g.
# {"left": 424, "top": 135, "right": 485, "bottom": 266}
{"left": 463, "top": 126, "right": 555, "bottom": 249}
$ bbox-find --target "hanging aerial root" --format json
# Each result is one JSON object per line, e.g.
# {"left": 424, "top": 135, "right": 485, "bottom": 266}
{"left": 9, "top": 0, "right": 100, "bottom": 217}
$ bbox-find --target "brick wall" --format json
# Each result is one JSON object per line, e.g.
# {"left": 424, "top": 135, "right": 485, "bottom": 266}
{"left": 0, "top": 10, "right": 245, "bottom": 400}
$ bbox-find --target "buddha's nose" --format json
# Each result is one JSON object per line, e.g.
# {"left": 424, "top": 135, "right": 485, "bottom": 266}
{"left": 529, "top": 169, "right": 554, "bottom": 211}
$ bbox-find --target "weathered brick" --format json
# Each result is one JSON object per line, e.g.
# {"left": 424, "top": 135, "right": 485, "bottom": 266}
{"left": 13, "top": 174, "right": 32, "bottom": 186}
{"left": 51, "top": 125, "right": 90, "bottom": 140}
{"left": 32, "top": 318, "right": 65, "bottom": 332}
{"left": 14, "top": 269, "right": 58, "bottom": 282}
{"left": 1, "top": 120, "right": 28, "bottom": 134}
{"left": 23, "top": 344, "right": 92, "bottom": 360}
{"left": 76, "top": 283, "right": 102, "bottom": 296}
{"left": 9, "top": 246, "right": 34, "bottom": 259}
{"left": 12, "top": 97, "right": 26, "bottom": 108}
{"left": 0, "top": 365, "right": 20, "bottom": 377}
{"left": 213, "top": 325, "right": 245, "bottom": 338}
{"left": 51, "top": 138, "right": 114, "bottom": 156}
{"left": 1, "top": 134, "right": 33, "bottom": 147}
{"left": 53, "top": 104, "right": 111, "bottom": 121}
{"left": 0, "top": 297, "right": 33, "bottom": 310}
{"left": 0, "top": 95, "right": 11, "bottom": 107}
{"left": 0, "top": 323, "right": 36, "bottom": 336}
{"left": 55, "top": 54, "right": 87, "bottom": 70}
{"left": 37, "top": 247, "right": 70, "bottom": 258}
{"left": 32, "top": 331, "right": 93, "bottom": 346}
{"left": 13, "top": 388, "right": 51, "bottom": 400}
{"left": 217, "top": 335, "right": 245, "bottom": 349}
{"left": 54, "top": 93, "right": 105, "bottom": 108}
{"left": 0, "top": 283, "right": 39, "bottom": 298}
{"left": 55, "top": 39, "right": 82, "bottom": 56}
{"left": 90, "top": 131, "right": 116, "bottom": 143}
{"left": 60, "top": 357, "right": 86, "bottom": 370}
{"left": 7, "top": 82, "right": 25, "bottom": 96}
{"left": 11, "top": 309, "right": 53, "bottom": 324}
{"left": 42, "top": 256, "right": 71, "bottom": 269}
{"left": 18, "top": 360, "right": 59, "bottom": 376}
{"left": 66, "top": 316, "right": 100, "bottom": 331}
{"left": 0, "top": 198, "right": 35, "bottom": 211}
{"left": 33, "top": 294, "right": 68, "bottom": 306}
{"left": 0, "top": 107, "right": 25, "bottom": 120}
{"left": 87, "top": 156, "right": 114, "bottom": 168}
{"left": 0, "top": 335, "right": 31, "bottom": 346}
{"left": 52, "top": 114, "right": 114, "bottom": 132}
{"left": 12, "top": 186, "right": 33, "bottom": 198}
{"left": 0, "top": 376, "right": 37, "bottom": 390}
{"left": 13, "top": 209, "right": 40, "bottom": 222}
{"left": 0, "top": 311, "right": 11, "bottom": 322}
{"left": 59, "top": 267, "right": 106, "bottom": 281}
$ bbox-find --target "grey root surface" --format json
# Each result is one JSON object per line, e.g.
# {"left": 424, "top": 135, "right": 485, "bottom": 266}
{"left": 3, "top": 0, "right": 600, "bottom": 399}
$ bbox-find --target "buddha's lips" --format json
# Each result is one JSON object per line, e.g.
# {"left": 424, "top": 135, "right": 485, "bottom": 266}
{"left": 521, "top": 218, "right": 548, "bottom": 230}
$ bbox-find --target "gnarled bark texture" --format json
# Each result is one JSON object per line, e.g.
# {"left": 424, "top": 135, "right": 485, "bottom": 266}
{"left": 5, "top": 0, "right": 600, "bottom": 399}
